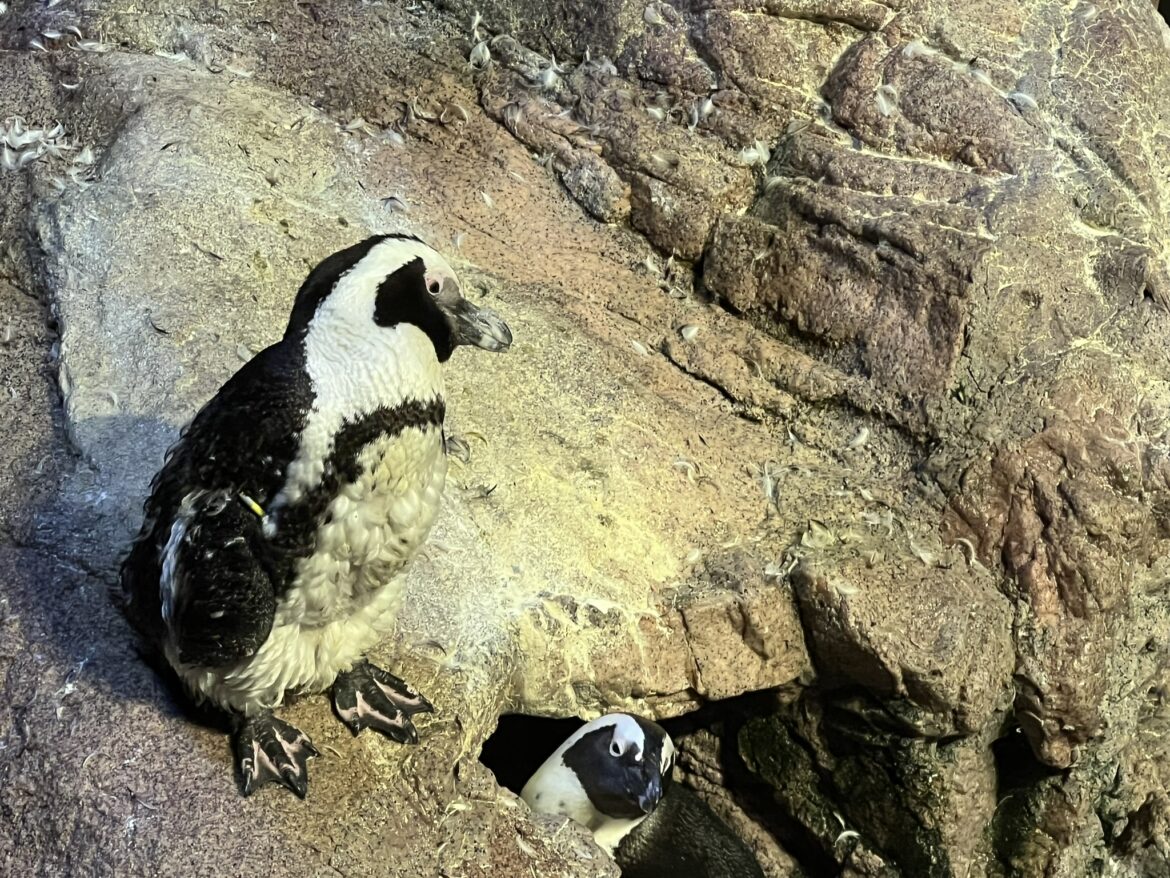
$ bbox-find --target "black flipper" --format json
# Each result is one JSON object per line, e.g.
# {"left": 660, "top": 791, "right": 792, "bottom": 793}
{"left": 165, "top": 490, "right": 278, "bottom": 668}
{"left": 331, "top": 660, "right": 434, "bottom": 743}
{"left": 233, "top": 712, "right": 319, "bottom": 798}
{"left": 119, "top": 340, "right": 314, "bottom": 654}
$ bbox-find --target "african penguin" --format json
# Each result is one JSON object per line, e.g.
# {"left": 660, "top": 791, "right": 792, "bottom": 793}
{"left": 120, "top": 233, "right": 512, "bottom": 797}
{"left": 521, "top": 714, "right": 765, "bottom": 878}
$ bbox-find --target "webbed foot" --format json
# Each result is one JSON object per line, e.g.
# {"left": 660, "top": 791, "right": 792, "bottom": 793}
{"left": 331, "top": 659, "right": 433, "bottom": 743}
{"left": 232, "top": 711, "right": 319, "bottom": 798}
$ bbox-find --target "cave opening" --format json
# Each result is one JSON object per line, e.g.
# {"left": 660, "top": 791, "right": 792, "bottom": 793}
{"left": 989, "top": 722, "right": 1069, "bottom": 870}
{"left": 478, "top": 694, "right": 841, "bottom": 877}
{"left": 479, "top": 713, "right": 586, "bottom": 795}
{"left": 991, "top": 723, "right": 1065, "bottom": 800}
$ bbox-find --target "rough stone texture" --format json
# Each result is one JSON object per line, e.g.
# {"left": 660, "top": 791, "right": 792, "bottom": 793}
{"left": 791, "top": 552, "right": 1013, "bottom": 735}
{"left": 2, "top": 0, "right": 1170, "bottom": 876}
{"left": 740, "top": 705, "right": 1007, "bottom": 878}
{"left": 0, "top": 4, "right": 806, "bottom": 875}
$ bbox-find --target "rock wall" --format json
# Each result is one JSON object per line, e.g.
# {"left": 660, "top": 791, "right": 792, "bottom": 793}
{"left": 0, "top": 0, "right": 1169, "bottom": 876}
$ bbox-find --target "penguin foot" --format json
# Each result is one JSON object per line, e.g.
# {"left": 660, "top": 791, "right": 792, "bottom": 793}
{"left": 232, "top": 712, "right": 319, "bottom": 799}
{"left": 331, "top": 660, "right": 433, "bottom": 743}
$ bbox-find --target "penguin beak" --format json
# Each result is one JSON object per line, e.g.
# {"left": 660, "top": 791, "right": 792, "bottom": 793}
{"left": 636, "top": 775, "right": 664, "bottom": 814}
{"left": 445, "top": 294, "right": 513, "bottom": 352}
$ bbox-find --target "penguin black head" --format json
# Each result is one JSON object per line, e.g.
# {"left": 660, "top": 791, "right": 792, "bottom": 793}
{"left": 285, "top": 233, "right": 512, "bottom": 362}
{"left": 520, "top": 714, "right": 676, "bottom": 850}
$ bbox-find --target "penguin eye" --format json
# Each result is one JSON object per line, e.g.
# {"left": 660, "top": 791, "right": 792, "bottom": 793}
{"left": 427, "top": 280, "right": 441, "bottom": 295}
{"left": 610, "top": 741, "right": 623, "bottom": 757}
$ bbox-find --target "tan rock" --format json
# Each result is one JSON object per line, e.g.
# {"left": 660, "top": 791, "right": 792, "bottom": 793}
{"left": 2, "top": 0, "right": 1170, "bottom": 875}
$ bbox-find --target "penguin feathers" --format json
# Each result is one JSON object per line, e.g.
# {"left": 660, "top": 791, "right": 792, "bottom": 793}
{"left": 120, "top": 233, "right": 512, "bottom": 795}
{"left": 121, "top": 339, "right": 314, "bottom": 654}
{"left": 522, "top": 713, "right": 765, "bottom": 878}
{"left": 284, "top": 233, "right": 409, "bottom": 337}
{"left": 159, "top": 488, "right": 278, "bottom": 667}
{"left": 120, "top": 233, "right": 510, "bottom": 719}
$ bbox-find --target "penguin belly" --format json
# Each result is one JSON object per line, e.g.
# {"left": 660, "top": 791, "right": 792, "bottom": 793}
{"left": 615, "top": 784, "right": 765, "bottom": 878}
{"left": 170, "top": 425, "right": 447, "bottom": 714}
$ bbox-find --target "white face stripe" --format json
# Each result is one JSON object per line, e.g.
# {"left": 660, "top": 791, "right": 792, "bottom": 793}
{"left": 544, "top": 714, "right": 647, "bottom": 765}
{"left": 317, "top": 236, "right": 458, "bottom": 324}
{"left": 608, "top": 714, "right": 646, "bottom": 761}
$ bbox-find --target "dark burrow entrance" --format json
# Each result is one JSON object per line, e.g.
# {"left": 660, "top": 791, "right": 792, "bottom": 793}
{"left": 480, "top": 713, "right": 585, "bottom": 795}
{"left": 478, "top": 693, "right": 840, "bottom": 877}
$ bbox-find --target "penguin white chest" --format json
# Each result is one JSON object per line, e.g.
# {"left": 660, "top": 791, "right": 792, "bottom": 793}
{"left": 283, "top": 424, "right": 447, "bottom": 626}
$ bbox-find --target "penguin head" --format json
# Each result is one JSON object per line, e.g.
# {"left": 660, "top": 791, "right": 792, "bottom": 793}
{"left": 286, "top": 233, "right": 512, "bottom": 363}
{"left": 520, "top": 714, "right": 676, "bottom": 850}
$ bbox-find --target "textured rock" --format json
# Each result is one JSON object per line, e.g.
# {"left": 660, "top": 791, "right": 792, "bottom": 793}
{"left": 790, "top": 552, "right": 1013, "bottom": 735}
{"left": 674, "top": 724, "right": 806, "bottom": 878}
{"left": 3, "top": 0, "right": 1170, "bottom": 876}
{"left": 3, "top": 8, "right": 807, "bottom": 876}
{"left": 740, "top": 705, "right": 1006, "bottom": 878}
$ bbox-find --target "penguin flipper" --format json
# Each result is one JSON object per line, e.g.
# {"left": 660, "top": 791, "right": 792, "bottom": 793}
{"left": 165, "top": 489, "right": 278, "bottom": 668}
{"left": 118, "top": 337, "right": 313, "bottom": 653}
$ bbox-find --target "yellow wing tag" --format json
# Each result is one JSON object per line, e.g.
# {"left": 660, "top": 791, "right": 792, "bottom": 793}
{"left": 238, "top": 493, "right": 267, "bottom": 519}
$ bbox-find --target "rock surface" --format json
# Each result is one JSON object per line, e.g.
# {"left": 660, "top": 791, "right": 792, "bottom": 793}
{"left": 1, "top": 0, "right": 1170, "bottom": 876}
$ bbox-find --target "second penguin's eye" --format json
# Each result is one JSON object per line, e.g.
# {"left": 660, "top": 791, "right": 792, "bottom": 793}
{"left": 610, "top": 741, "right": 622, "bottom": 757}
{"left": 428, "top": 280, "right": 441, "bottom": 295}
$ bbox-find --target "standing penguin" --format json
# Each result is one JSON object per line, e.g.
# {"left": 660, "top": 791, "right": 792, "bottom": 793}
{"left": 521, "top": 714, "right": 765, "bottom": 878}
{"left": 121, "top": 233, "right": 512, "bottom": 797}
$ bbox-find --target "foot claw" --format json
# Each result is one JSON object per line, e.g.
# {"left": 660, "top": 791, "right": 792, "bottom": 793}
{"left": 331, "top": 660, "right": 433, "bottom": 743}
{"left": 233, "top": 713, "right": 318, "bottom": 799}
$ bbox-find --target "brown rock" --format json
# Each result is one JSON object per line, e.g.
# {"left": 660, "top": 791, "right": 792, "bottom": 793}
{"left": 678, "top": 561, "right": 810, "bottom": 701}
{"left": 790, "top": 549, "right": 1013, "bottom": 734}
{"left": 3, "top": 0, "right": 1170, "bottom": 876}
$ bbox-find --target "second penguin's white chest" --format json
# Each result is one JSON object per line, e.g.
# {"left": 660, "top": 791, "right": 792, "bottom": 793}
{"left": 277, "top": 425, "right": 447, "bottom": 627}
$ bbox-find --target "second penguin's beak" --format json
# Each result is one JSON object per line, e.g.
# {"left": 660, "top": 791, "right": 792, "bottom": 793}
{"left": 636, "top": 774, "right": 664, "bottom": 815}
{"left": 447, "top": 295, "right": 513, "bottom": 352}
